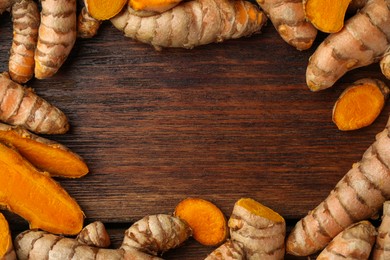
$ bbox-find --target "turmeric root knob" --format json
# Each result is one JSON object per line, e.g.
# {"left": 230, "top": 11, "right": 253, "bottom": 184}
{"left": 0, "top": 213, "right": 16, "bottom": 260}
{"left": 332, "top": 78, "right": 389, "bottom": 131}
{"left": 85, "top": 0, "right": 127, "bottom": 20}
{"left": 174, "top": 198, "right": 228, "bottom": 246}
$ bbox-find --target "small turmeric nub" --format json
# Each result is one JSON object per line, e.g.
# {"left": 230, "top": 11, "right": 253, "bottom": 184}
{"left": 332, "top": 78, "right": 389, "bottom": 131}
{"left": 0, "top": 213, "right": 16, "bottom": 260}
{"left": 304, "top": 0, "right": 351, "bottom": 33}
{"left": 85, "top": 0, "right": 127, "bottom": 20}
{"left": 129, "top": 0, "right": 182, "bottom": 14}
{"left": 77, "top": 7, "right": 102, "bottom": 38}
{"left": 174, "top": 198, "right": 228, "bottom": 246}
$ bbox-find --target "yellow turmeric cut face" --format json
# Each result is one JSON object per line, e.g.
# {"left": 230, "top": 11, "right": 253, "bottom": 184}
{"left": 85, "top": 0, "right": 127, "bottom": 20}
{"left": 332, "top": 79, "right": 389, "bottom": 131}
{"left": 129, "top": 0, "right": 183, "bottom": 13}
{"left": 236, "top": 198, "right": 284, "bottom": 223}
{"left": 305, "top": 0, "right": 351, "bottom": 33}
{"left": 0, "top": 213, "right": 12, "bottom": 257}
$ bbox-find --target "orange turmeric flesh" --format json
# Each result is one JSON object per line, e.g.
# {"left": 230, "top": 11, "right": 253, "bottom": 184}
{"left": 0, "top": 123, "right": 88, "bottom": 178}
{"left": 129, "top": 0, "right": 182, "bottom": 13}
{"left": 85, "top": 0, "right": 127, "bottom": 20}
{"left": 0, "top": 213, "right": 15, "bottom": 259}
{"left": 236, "top": 197, "right": 284, "bottom": 223}
{"left": 305, "top": 0, "right": 351, "bottom": 33}
{"left": 174, "top": 198, "right": 228, "bottom": 246}
{"left": 332, "top": 79, "right": 389, "bottom": 131}
{"left": 0, "top": 142, "right": 84, "bottom": 235}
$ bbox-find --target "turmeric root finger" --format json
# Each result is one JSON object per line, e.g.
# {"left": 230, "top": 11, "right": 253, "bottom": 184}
{"left": 372, "top": 201, "right": 390, "bottom": 259}
{"left": 332, "top": 78, "right": 390, "bottom": 131}
{"left": 380, "top": 48, "right": 390, "bottom": 79}
{"left": 129, "top": 0, "right": 183, "bottom": 14}
{"left": 84, "top": 0, "right": 127, "bottom": 20}
{"left": 174, "top": 197, "right": 228, "bottom": 246}
{"left": 121, "top": 214, "right": 192, "bottom": 255}
{"left": 317, "top": 221, "right": 376, "bottom": 259}
{"left": 0, "top": 72, "right": 69, "bottom": 134}
{"left": 306, "top": 0, "right": 390, "bottom": 91}
{"left": 34, "top": 0, "right": 77, "bottom": 79}
{"left": 256, "top": 0, "right": 318, "bottom": 50}
{"left": 77, "top": 7, "right": 101, "bottom": 39}
{"left": 205, "top": 240, "right": 245, "bottom": 260}
{"left": 76, "top": 221, "right": 111, "bottom": 248}
{"left": 8, "top": 0, "right": 39, "bottom": 84}
{"left": 0, "top": 213, "right": 16, "bottom": 260}
{"left": 286, "top": 116, "right": 390, "bottom": 256}
{"left": 111, "top": 0, "right": 267, "bottom": 50}
{"left": 0, "top": 142, "right": 84, "bottom": 235}
{"left": 0, "top": 123, "right": 88, "bottom": 178}
{"left": 228, "top": 198, "right": 286, "bottom": 260}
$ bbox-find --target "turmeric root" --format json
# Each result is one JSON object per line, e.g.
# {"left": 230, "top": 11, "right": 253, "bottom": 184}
{"left": 332, "top": 78, "right": 390, "bottom": 131}
{"left": 111, "top": 0, "right": 267, "bottom": 50}
{"left": 304, "top": 0, "right": 351, "bottom": 33}
{"left": 306, "top": 0, "right": 390, "bottom": 91}
{"left": 128, "top": 0, "right": 183, "bottom": 14}
{"left": 348, "top": 0, "right": 368, "bottom": 12}
{"left": 380, "top": 48, "right": 390, "bottom": 79}
{"left": 77, "top": 7, "right": 101, "bottom": 38}
{"left": 84, "top": 0, "right": 127, "bottom": 20}
{"left": 0, "top": 72, "right": 69, "bottom": 134}
{"left": 228, "top": 198, "right": 286, "bottom": 260}
{"left": 121, "top": 214, "right": 192, "bottom": 255}
{"left": 76, "top": 221, "right": 111, "bottom": 248}
{"left": 372, "top": 201, "right": 390, "bottom": 259}
{"left": 205, "top": 240, "right": 245, "bottom": 260}
{"left": 256, "top": 0, "right": 317, "bottom": 50}
{"left": 174, "top": 197, "right": 228, "bottom": 246}
{"left": 0, "top": 142, "right": 84, "bottom": 235}
{"left": 317, "top": 221, "right": 376, "bottom": 259}
{"left": 34, "top": 0, "right": 77, "bottom": 79}
{"left": 0, "top": 123, "right": 88, "bottom": 178}
{"left": 0, "top": 213, "right": 16, "bottom": 260}
{"left": 8, "top": 0, "right": 39, "bottom": 84}
{"left": 286, "top": 115, "right": 390, "bottom": 256}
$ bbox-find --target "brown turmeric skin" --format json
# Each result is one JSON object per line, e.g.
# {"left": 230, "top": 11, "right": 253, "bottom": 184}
{"left": 0, "top": 142, "right": 84, "bottom": 235}
{"left": 77, "top": 7, "right": 101, "bottom": 38}
{"left": 332, "top": 78, "right": 389, "bottom": 131}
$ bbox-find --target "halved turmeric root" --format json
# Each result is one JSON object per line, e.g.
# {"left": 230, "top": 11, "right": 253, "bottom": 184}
{"left": 228, "top": 198, "right": 286, "bottom": 259}
{"left": 0, "top": 142, "right": 84, "bottom": 235}
{"left": 0, "top": 213, "right": 16, "bottom": 260}
{"left": 174, "top": 197, "right": 228, "bottom": 246}
{"left": 84, "top": 0, "right": 127, "bottom": 20}
{"left": 332, "top": 78, "right": 389, "bottom": 131}
{"left": 128, "top": 0, "right": 183, "bottom": 14}
{"left": 0, "top": 123, "right": 88, "bottom": 178}
{"left": 304, "top": 0, "right": 351, "bottom": 33}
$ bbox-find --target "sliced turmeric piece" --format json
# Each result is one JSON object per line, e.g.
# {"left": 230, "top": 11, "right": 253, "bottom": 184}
{"left": 128, "top": 0, "right": 182, "bottom": 14}
{"left": 332, "top": 78, "right": 389, "bottom": 131}
{"left": 0, "top": 213, "right": 16, "bottom": 260}
{"left": 229, "top": 198, "right": 286, "bottom": 260}
{"left": 174, "top": 198, "right": 228, "bottom": 246}
{"left": 84, "top": 0, "right": 127, "bottom": 20}
{"left": 304, "top": 0, "right": 351, "bottom": 33}
{"left": 0, "top": 123, "right": 88, "bottom": 178}
{"left": 0, "top": 142, "right": 84, "bottom": 235}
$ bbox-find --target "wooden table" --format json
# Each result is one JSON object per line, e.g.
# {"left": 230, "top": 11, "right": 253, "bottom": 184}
{"left": 2, "top": 3, "right": 389, "bottom": 259}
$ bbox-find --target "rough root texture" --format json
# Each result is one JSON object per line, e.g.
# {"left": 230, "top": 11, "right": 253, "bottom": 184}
{"left": 306, "top": 0, "right": 390, "bottom": 91}
{"left": 77, "top": 7, "right": 101, "bottom": 38}
{"left": 111, "top": 0, "right": 267, "bottom": 50}
{"left": 9, "top": 0, "right": 40, "bottom": 83}
{"left": 0, "top": 72, "right": 69, "bottom": 134}
{"left": 380, "top": 47, "right": 390, "bottom": 79}
{"left": 76, "top": 221, "right": 111, "bottom": 247}
{"left": 34, "top": 0, "right": 77, "bottom": 79}
{"left": 304, "top": 0, "right": 351, "bottom": 33}
{"left": 286, "top": 116, "right": 390, "bottom": 256}
{"left": 205, "top": 240, "right": 245, "bottom": 260}
{"left": 317, "top": 221, "right": 376, "bottom": 259}
{"left": 0, "top": 142, "right": 84, "bottom": 235}
{"left": 174, "top": 197, "right": 228, "bottom": 246}
{"left": 0, "top": 123, "right": 88, "bottom": 178}
{"left": 228, "top": 198, "right": 286, "bottom": 260}
{"left": 332, "top": 78, "right": 389, "bottom": 131}
{"left": 372, "top": 201, "right": 390, "bottom": 259}
{"left": 0, "top": 213, "right": 16, "bottom": 260}
{"left": 121, "top": 214, "right": 192, "bottom": 255}
{"left": 85, "top": 0, "right": 127, "bottom": 20}
{"left": 256, "top": 0, "right": 318, "bottom": 50}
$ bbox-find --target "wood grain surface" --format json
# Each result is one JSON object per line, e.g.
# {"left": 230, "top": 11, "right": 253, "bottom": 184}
{"left": 2, "top": 2, "right": 389, "bottom": 259}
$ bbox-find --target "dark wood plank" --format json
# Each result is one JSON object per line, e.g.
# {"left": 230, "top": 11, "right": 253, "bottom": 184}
{"left": 1, "top": 3, "right": 389, "bottom": 259}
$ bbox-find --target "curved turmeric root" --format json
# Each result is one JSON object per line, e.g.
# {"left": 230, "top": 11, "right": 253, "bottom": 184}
{"left": 34, "top": 0, "right": 77, "bottom": 79}
{"left": 332, "top": 78, "right": 389, "bottom": 131}
{"left": 76, "top": 221, "right": 111, "bottom": 247}
{"left": 228, "top": 198, "right": 286, "bottom": 260}
{"left": 256, "top": 0, "right": 317, "bottom": 50}
{"left": 8, "top": 0, "right": 39, "bottom": 83}
{"left": 0, "top": 213, "right": 16, "bottom": 260}
{"left": 129, "top": 0, "right": 183, "bottom": 14}
{"left": 84, "top": 0, "right": 127, "bottom": 20}
{"left": 174, "top": 197, "right": 228, "bottom": 246}
{"left": 77, "top": 7, "right": 102, "bottom": 38}
{"left": 0, "top": 123, "right": 88, "bottom": 178}
{"left": 371, "top": 201, "right": 390, "bottom": 259}
{"left": 0, "top": 142, "right": 84, "bottom": 235}
{"left": 306, "top": 0, "right": 390, "bottom": 91}
{"left": 317, "top": 221, "right": 376, "bottom": 260}
{"left": 0, "top": 72, "right": 69, "bottom": 134}
{"left": 111, "top": 0, "right": 267, "bottom": 50}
